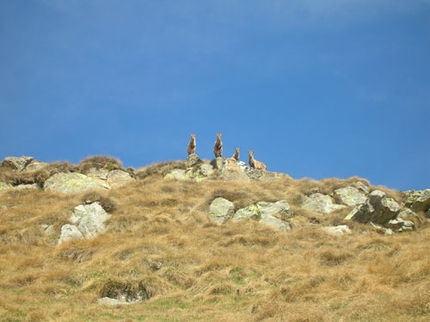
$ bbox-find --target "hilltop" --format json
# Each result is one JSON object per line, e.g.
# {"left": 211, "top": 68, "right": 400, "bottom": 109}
{"left": 0, "top": 155, "right": 429, "bottom": 321}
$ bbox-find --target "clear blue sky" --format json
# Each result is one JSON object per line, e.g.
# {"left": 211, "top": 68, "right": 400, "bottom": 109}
{"left": 1, "top": 1, "right": 429, "bottom": 191}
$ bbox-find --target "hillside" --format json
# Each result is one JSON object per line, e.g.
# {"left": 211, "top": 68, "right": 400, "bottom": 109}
{"left": 0, "top": 155, "right": 429, "bottom": 322}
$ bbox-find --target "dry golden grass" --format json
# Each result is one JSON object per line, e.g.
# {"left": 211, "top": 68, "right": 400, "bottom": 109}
{"left": 0, "top": 162, "right": 429, "bottom": 321}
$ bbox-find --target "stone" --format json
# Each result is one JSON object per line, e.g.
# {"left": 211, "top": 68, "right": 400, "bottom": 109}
{"left": 106, "top": 170, "right": 135, "bottom": 188}
{"left": 44, "top": 172, "right": 109, "bottom": 193}
{"left": 232, "top": 200, "right": 292, "bottom": 230}
{"left": 345, "top": 190, "right": 401, "bottom": 225}
{"left": 186, "top": 154, "right": 202, "bottom": 167}
{"left": 322, "top": 225, "right": 352, "bottom": 236}
{"left": 58, "top": 224, "right": 84, "bottom": 244}
{"left": 209, "top": 197, "right": 235, "bottom": 224}
{"left": 1, "top": 156, "right": 33, "bottom": 171}
{"left": 210, "top": 157, "right": 224, "bottom": 170}
{"left": 332, "top": 186, "right": 367, "bottom": 206}
{"left": 302, "top": 193, "right": 346, "bottom": 214}
{"left": 58, "top": 202, "right": 110, "bottom": 244}
{"left": 73, "top": 202, "right": 110, "bottom": 239}
{"left": 405, "top": 189, "right": 430, "bottom": 212}
{"left": 0, "top": 182, "right": 12, "bottom": 193}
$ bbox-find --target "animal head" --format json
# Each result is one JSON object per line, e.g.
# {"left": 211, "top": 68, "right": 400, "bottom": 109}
{"left": 235, "top": 147, "right": 240, "bottom": 153}
{"left": 190, "top": 134, "right": 196, "bottom": 139}
{"left": 248, "top": 150, "right": 254, "bottom": 157}
{"left": 216, "top": 133, "right": 222, "bottom": 139}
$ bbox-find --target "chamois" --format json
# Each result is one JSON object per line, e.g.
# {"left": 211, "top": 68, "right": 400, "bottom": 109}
{"left": 248, "top": 150, "right": 267, "bottom": 171}
{"left": 213, "top": 133, "right": 223, "bottom": 158}
{"left": 187, "top": 134, "right": 196, "bottom": 156}
{"left": 232, "top": 147, "right": 240, "bottom": 161}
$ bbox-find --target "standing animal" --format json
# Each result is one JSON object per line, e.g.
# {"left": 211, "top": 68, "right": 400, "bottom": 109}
{"left": 248, "top": 150, "right": 267, "bottom": 171}
{"left": 213, "top": 133, "right": 223, "bottom": 158}
{"left": 232, "top": 147, "right": 240, "bottom": 161}
{"left": 187, "top": 134, "right": 196, "bottom": 156}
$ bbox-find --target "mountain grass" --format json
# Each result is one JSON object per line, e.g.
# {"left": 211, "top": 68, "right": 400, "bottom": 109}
{"left": 0, "top": 161, "right": 429, "bottom": 321}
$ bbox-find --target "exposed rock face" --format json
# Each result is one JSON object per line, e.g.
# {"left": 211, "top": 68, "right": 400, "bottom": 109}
{"left": 1, "top": 156, "right": 34, "bottom": 171}
{"left": 332, "top": 186, "right": 367, "bottom": 206}
{"left": 58, "top": 202, "right": 110, "bottom": 244}
{"left": 209, "top": 197, "right": 235, "bottom": 224}
{"left": 232, "top": 200, "right": 292, "bottom": 230}
{"left": 301, "top": 193, "right": 346, "bottom": 214}
{"left": 345, "top": 190, "right": 401, "bottom": 225}
{"left": 405, "top": 189, "right": 430, "bottom": 213}
{"left": 44, "top": 173, "right": 109, "bottom": 193}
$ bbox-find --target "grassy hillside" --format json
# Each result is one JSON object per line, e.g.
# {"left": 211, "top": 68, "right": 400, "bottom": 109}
{"left": 0, "top": 159, "right": 429, "bottom": 321}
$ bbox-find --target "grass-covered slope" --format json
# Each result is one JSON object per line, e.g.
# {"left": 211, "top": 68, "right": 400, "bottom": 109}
{"left": 0, "top": 159, "right": 429, "bottom": 321}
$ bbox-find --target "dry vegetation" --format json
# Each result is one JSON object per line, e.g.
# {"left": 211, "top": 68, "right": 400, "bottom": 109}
{"left": 0, "top": 161, "right": 429, "bottom": 321}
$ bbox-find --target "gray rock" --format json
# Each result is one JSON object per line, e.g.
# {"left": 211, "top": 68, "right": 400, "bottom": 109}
{"left": 232, "top": 200, "right": 292, "bottom": 230}
{"left": 186, "top": 154, "right": 202, "bottom": 167}
{"left": 322, "top": 225, "right": 352, "bottom": 236}
{"left": 405, "top": 189, "right": 430, "bottom": 212}
{"left": 0, "top": 182, "right": 12, "bottom": 193}
{"left": 73, "top": 202, "right": 110, "bottom": 239}
{"left": 58, "top": 202, "right": 110, "bottom": 244}
{"left": 345, "top": 190, "right": 401, "bottom": 225}
{"left": 333, "top": 186, "right": 367, "bottom": 206}
{"left": 302, "top": 193, "right": 346, "bottom": 214}
{"left": 1, "top": 156, "right": 33, "bottom": 171}
{"left": 209, "top": 197, "right": 235, "bottom": 224}
{"left": 106, "top": 170, "right": 135, "bottom": 188}
{"left": 199, "top": 164, "right": 214, "bottom": 177}
{"left": 44, "top": 172, "right": 109, "bottom": 193}
{"left": 58, "top": 224, "right": 84, "bottom": 244}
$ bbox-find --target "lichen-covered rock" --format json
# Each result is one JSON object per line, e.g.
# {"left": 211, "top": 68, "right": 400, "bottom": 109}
{"left": 332, "top": 186, "right": 367, "bottom": 206}
{"left": 232, "top": 200, "right": 292, "bottom": 230}
{"left": 44, "top": 172, "right": 109, "bottom": 193}
{"left": 209, "top": 197, "right": 235, "bottom": 224}
{"left": 302, "top": 193, "right": 346, "bottom": 214}
{"left": 345, "top": 190, "right": 401, "bottom": 225}
{"left": 1, "top": 156, "right": 33, "bottom": 171}
{"left": 405, "top": 189, "right": 430, "bottom": 212}
{"left": 0, "top": 182, "right": 12, "bottom": 193}
{"left": 58, "top": 224, "right": 84, "bottom": 244}
{"left": 106, "top": 170, "right": 135, "bottom": 188}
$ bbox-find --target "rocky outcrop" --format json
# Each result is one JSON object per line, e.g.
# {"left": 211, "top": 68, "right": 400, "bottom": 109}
{"left": 58, "top": 202, "right": 110, "bottom": 244}
{"left": 332, "top": 186, "right": 367, "bottom": 206}
{"left": 405, "top": 189, "right": 430, "bottom": 213}
{"left": 44, "top": 173, "right": 109, "bottom": 193}
{"left": 345, "top": 190, "right": 401, "bottom": 225}
{"left": 232, "top": 200, "right": 292, "bottom": 230}
{"left": 301, "top": 193, "right": 346, "bottom": 214}
{"left": 209, "top": 197, "right": 235, "bottom": 224}
{"left": 1, "top": 156, "right": 34, "bottom": 171}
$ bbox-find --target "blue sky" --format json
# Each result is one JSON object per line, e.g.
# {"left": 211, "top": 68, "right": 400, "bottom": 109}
{"left": 1, "top": 0, "right": 429, "bottom": 191}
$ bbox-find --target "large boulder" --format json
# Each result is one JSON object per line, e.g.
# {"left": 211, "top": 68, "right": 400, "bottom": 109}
{"left": 232, "top": 200, "right": 292, "bottom": 230}
{"left": 345, "top": 190, "right": 401, "bottom": 225}
{"left": 209, "top": 197, "right": 235, "bottom": 224}
{"left": 1, "top": 156, "right": 33, "bottom": 171}
{"left": 58, "top": 202, "right": 110, "bottom": 244}
{"left": 405, "top": 189, "right": 430, "bottom": 213}
{"left": 302, "top": 193, "right": 346, "bottom": 214}
{"left": 44, "top": 172, "right": 109, "bottom": 193}
{"left": 332, "top": 186, "right": 367, "bottom": 206}
{"left": 106, "top": 170, "right": 136, "bottom": 188}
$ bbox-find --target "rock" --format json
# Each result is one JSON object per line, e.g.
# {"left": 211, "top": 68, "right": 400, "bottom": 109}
{"left": 58, "top": 224, "right": 84, "bottom": 244}
{"left": 73, "top": 202, "right": 110, "bottom": 239}
{"left": 1, "top": 156, "right": 33, "bottom": 171}
{"left": 209, "top": 197, "right": 235, "bottom": 224}
{"left": 199, "top": 164, "right": 214, "bottom": 177}
{"left": 14, "top": 183, "right": 40, "bottom": 190}
{"left": 24, "top": 160, "right": 48, "bottom": 172}
{"left": 210, "top": 157, "right": 224, "bottom": 169}
{"left": 58, "top": 202, "right": 110, "bottom": 244}
{"left": 106, "top": 170, "right": 135, "bottom": 188}
{"left": 386, "top": 218, "right": 415, "bottom": 232}
{"left": 232, "top": 200, "right": 292, "bottom": 230}
{"left": 44, "top": 172, "right": 109, "bottom": 193}
{"left": 164, "top": 169, "right": 188, "bottom": 180}
{"left": 186, "top": 154, "right": 202, "bottom": 167}
{"left": 0, "top": 182, "right": 12, "bottom": 193}
{"left": 332, "top": 186, "right": 367, "bottom": 206}
{"left": 345, "top": 190, "right": 401, "bottom": 225}
{"left": 405, "top": 189, "right": 430, "bottom": 212}
{"left": 218, "top": 159, "right": 250, "bottom": 181}
{"left": 322, "top": 225, "right": 352, "bottom": 236}
{"left": 302, "top": 193, "right": 346, "bottom": 214}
